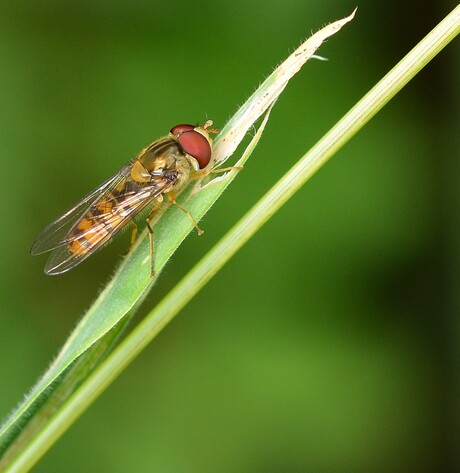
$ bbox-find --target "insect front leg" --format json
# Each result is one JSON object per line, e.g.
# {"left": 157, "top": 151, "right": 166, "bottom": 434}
{"left": 190, "top": 165, "right": 244, "bottom": 179}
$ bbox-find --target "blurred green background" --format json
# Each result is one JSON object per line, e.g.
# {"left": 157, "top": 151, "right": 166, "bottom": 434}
{"left": 0, "top": 1, "right": 458, "bottom": 471}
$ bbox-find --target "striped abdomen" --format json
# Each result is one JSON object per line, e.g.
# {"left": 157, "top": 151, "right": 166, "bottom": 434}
{"left": 67, "top": 179, "right": 146, "bottom": 256}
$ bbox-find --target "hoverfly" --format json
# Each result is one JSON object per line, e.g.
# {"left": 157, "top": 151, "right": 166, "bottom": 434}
{"left": 31, "top": 121, "right": 232, "bottom": 276}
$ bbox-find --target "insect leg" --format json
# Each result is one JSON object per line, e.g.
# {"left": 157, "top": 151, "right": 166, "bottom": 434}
{"left": 146, "top": 221, "right": 155, "bottom": 277}
{"left": 146, "top": 199, "right": 163, "bottom": 277}
{"left": 129, "top": 222, "right": 138, "bottom": 248}
{"left": 167, "top": 192, "right": 204, "bottom": 235}
{"left": 190, "top": 166, "right": 243, "bottom": 179}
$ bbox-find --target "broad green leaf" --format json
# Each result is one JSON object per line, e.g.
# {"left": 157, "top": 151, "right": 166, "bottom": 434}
{"left": 0, "top": 10, "right": 357, "bottom": 458}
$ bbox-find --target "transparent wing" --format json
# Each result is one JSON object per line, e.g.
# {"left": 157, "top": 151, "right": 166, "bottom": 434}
{"left": 42, "top": 179, "right": 171, "bottom": 275}
{"left": 31, "top": 165, "right": 132, "bottom": 255}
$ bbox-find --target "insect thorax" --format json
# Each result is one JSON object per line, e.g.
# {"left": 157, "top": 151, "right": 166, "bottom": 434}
{"left": 139, "top": 141, "right": 198, "bottom": 188}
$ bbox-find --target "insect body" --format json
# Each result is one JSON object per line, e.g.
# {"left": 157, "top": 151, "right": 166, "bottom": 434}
{"left": 31, "top": 121, "right": 218, "bottom": 275}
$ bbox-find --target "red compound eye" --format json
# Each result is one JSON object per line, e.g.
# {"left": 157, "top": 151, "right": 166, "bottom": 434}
{"left": 176, "top": 130, "right": 212, "bottom": 169}
{"left": 170, "top": 124, "right": 195, "bottom": 137}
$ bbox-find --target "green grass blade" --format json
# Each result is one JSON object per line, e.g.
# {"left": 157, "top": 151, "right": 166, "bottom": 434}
{"left": 0, "top": 10, "right": 357, "bottom": 464}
